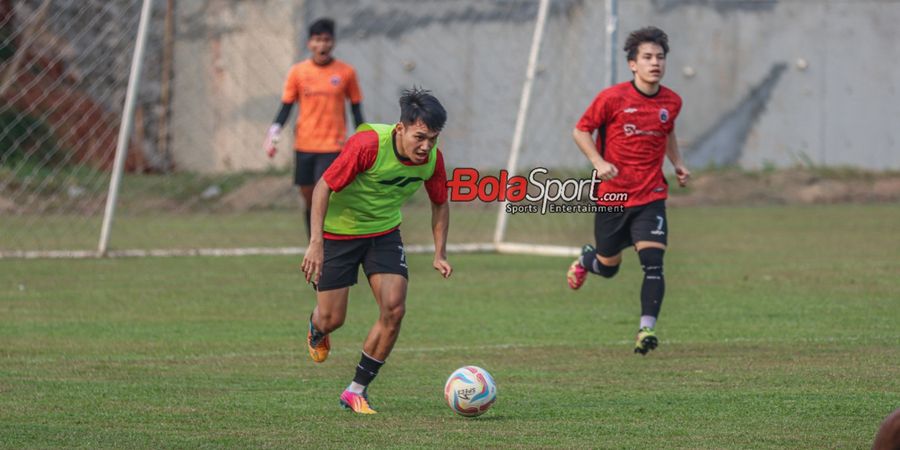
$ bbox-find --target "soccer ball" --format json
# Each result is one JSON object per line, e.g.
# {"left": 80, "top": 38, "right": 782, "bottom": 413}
{"left": 444, "top": 366, "right": 497, "bottom": 417}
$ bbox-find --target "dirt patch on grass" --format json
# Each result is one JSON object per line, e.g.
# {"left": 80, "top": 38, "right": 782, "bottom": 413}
{"left": 219, "top": 176, "right": 298, "bottom": 211}
{"left": 202, "top": 169, "right": 898, "bottom": 212}
{"left": 3, "top": 169, "right": 898, "bottom": 214}
{"left": 0, "top": 194, "right": 17, "bottom": 213}
{"left": 668, "top": 169, "right": 900, "bottom": 207}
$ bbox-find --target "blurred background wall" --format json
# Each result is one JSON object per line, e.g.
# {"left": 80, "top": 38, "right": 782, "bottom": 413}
{"left": 170, "top": 0, "right": 900, "bottom": 172}
{"left": 4, "top": 0, "right": 899, "bottom": 173}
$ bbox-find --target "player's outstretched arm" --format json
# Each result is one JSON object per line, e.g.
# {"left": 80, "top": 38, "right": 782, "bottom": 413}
{"left": 665, "top": 130, "right": 690, "bottom": 187}
{"left": 301, "top": 178, "right": 331, "bottom": 285}
{"left": 430, "top": 200, "right": 452, "bottom": 278}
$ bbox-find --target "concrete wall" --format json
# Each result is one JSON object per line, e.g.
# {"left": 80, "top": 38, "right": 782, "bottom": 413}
{"left": 615, "top": 0, "right": 900, "bottom": 170}
{"left": 170, "top": 0, "right": 301, "bottom": 172}
{"left": 170, "top": 0, "right": 900, "bottom": 172}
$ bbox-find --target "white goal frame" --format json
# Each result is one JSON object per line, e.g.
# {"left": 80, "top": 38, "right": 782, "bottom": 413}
{"left": 3, "top": 0, "right": 620, "bottom": 260}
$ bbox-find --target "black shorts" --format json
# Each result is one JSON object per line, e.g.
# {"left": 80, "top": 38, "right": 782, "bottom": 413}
{"left": 294, "top": 151, "right": 340, "bottom": 186}
{"left": 316, "top": 229, "right": 409, "bottom": 291}
{"left": 594, "top": 199, "right": 668, "bottom": 257}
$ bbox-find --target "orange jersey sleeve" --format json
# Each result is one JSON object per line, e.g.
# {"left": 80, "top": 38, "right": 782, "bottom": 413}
{"left": 345, "top": 67, "right": 363, "bottom": 104}
{"left": 280, "top": 64, "right": 301, "bottom": 104}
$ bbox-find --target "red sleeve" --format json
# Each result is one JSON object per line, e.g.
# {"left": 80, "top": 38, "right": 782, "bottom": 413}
{"left": 671, "top": 93, "right": 683, "bottom": 130}
{"left": 575, "top": 91, "right": 610, "bottom": 133}
{"left": 424, "top": 150, "right": 447, "bottom": 204}
{"left": 322, "top": 130, "right": 378, "bottom": 192}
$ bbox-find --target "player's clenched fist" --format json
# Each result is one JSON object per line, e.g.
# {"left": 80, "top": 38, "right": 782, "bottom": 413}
{"left": 594, "top": 159, "right": 619, "bottom": 181}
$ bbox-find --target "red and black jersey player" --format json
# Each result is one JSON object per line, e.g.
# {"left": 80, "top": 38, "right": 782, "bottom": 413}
{"left": 566, "top": 26, "right": 691, "bottom": 355}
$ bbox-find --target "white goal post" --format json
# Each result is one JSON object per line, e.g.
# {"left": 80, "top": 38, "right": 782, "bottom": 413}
{"left": 1, "top": 0, "right": 623, "bottom": 260}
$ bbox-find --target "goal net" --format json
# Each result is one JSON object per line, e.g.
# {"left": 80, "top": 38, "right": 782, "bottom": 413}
{"left": 1, "top": 0, "right": 614, "bottom": 258}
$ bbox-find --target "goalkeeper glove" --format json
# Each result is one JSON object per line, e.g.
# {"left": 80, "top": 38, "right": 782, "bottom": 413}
{"left": 264, "top": 124, "right": 281, "bottom": 158}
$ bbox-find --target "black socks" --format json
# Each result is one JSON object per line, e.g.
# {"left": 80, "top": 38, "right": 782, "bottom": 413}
{"left": 353, "top": 352, "right": 384, "bottom": 387}
{"left": 638, "top": 248, "right": 665, "bottom": 318}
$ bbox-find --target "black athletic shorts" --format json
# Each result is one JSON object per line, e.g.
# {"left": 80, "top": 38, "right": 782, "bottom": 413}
{"left": 594, "top": 199, "right": 668, "bottom": 257}
{"left": 316, "top": 229, "right": 408, "bottom": 291}
{"left": 294, "top": 151, "right": 340, "bottom": 186}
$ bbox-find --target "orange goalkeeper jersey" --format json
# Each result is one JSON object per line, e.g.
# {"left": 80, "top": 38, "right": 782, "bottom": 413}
{"left": 281, "top": 59, "right": 362, "bottom": 153}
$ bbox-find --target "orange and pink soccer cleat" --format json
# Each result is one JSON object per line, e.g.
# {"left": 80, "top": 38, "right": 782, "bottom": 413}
{"left": 567, "top": 245, "right": 594, "bottom": 290}
{"left": 339, "top": 390, "right": 377, "bottom": 414}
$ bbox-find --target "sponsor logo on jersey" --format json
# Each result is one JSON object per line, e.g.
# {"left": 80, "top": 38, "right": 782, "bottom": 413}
{"left": 623, "top": 124, "right": 664, "bottom": 137}
{"left": 377, "top": 176, "right": 424, "bottom": 187}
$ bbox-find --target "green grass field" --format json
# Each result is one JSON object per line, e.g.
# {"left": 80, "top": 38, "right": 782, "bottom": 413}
{"left": 2, "top": 205, "right": 899, "bottom": 448}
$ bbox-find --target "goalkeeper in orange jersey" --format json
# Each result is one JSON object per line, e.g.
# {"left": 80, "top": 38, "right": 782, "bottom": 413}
{"left": 263, "top": 18, "right": 364, "bottom": 240}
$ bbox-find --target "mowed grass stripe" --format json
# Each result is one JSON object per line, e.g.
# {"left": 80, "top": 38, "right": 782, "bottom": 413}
{"left": 1, "top": 204, "right": 898, "bottom": 448}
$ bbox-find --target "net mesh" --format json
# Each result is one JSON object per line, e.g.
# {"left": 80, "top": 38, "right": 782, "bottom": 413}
{"left": 4, "top": 0, "right": 880, "bottom": 257}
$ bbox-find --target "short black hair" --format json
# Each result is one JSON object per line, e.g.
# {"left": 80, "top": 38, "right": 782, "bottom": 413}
{"left": 308, "top": 18, "right": 335, "bottom": 39}
{"left": 624, "top": 26, "right": 669, "bottom": 61}
{"left": 399, "top": 87, "right": 447, "bottom": 132}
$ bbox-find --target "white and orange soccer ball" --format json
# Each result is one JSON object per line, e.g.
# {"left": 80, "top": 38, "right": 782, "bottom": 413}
{"left": 444, "top": 366, "right": 497, "bottom": 417}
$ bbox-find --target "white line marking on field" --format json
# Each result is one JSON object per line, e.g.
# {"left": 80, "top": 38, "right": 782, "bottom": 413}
{"left": 7, "top": 335, "right": 894, "bottom": 364}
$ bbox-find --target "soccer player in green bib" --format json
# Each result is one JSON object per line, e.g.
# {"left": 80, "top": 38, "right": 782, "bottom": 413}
{"left": 300, "top": 88, "right": 452, "bottom": 414}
